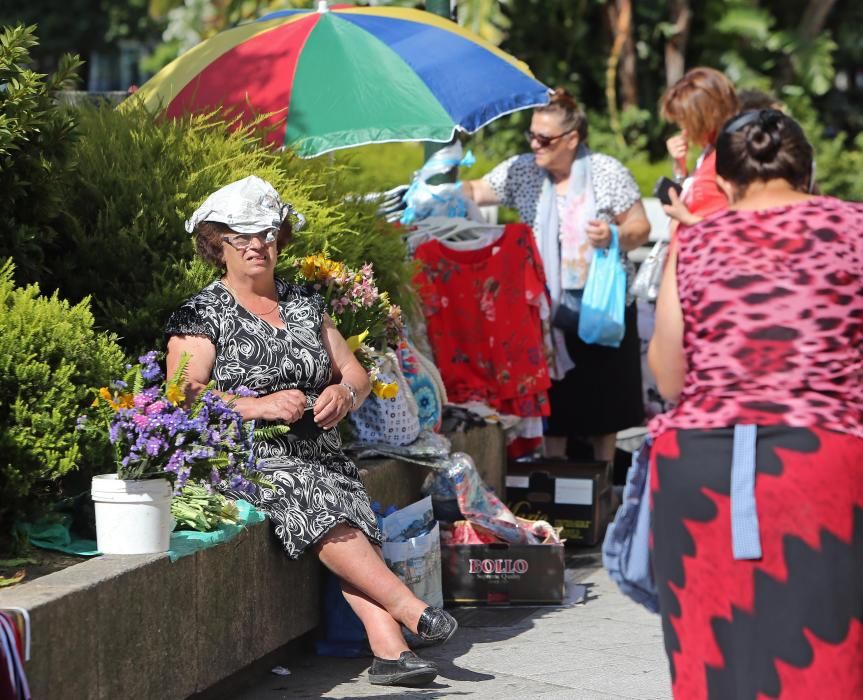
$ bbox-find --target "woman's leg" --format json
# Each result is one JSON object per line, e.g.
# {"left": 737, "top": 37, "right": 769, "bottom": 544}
{"left": 339, "top": 580, "right": 409, "bottom": 659}
{"left": 590, "top": 432, "right": 617, "bottom": 462}
{"left": 314, "top": 523, "right": 428, "bottom": 634}
{"left": 542, "top": 435, "right": 568, "bottom": 458}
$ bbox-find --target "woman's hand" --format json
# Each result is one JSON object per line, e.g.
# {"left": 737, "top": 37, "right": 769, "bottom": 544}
{"left": 666, "top": 131, "right": 689, "bottom": 179}
{"left": 662, "top": 187, "right": 701, "bottom": 227}
{"left": 253, "top": 390, "right": 307, "bottom": 424}
{"left": 586, "top": 219, "right": 612, "bottom": 249}
{"left": 313, "top": 384, "right": 353, "bottom": 430}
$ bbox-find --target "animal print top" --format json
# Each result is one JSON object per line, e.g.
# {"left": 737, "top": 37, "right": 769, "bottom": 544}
{"left": 649, "top": 197, "right": 863, "bottom": 440}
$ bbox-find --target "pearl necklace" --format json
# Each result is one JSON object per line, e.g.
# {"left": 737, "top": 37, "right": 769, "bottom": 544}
{"left": 221, "top": 279, "right": 280, "bottom": 316}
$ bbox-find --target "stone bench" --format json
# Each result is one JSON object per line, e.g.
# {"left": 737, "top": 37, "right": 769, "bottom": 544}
{"left": 0, "top": 423, "right": 505, "bottom": 699}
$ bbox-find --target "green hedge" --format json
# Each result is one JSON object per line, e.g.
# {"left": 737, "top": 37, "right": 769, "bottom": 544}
{"left": 43, "top": 102, "right": 417, "bottom": 353}
{"left": 0, "top": 25, "right": 82, "bottom": 287}
{"left": 0, "top": 260, "right": 126, "bottom": 549}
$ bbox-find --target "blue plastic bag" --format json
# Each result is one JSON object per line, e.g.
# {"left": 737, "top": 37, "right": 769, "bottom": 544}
{"left": 601, "top": 436, "right": 659, "bottom": 614}
{"left": 578, "top": 224, "right": 626, "bottom": 347}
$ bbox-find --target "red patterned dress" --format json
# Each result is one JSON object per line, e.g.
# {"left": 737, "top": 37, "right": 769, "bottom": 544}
{"left": 413, "top": 223, "right": 551, "bottom": 428}
{"left": 648, "top": 197, "right": 863, "bottom": 699}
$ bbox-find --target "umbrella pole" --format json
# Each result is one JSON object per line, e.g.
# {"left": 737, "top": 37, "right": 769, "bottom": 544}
{"left": 424, "top": 0, "right": 459, "bottom": 184}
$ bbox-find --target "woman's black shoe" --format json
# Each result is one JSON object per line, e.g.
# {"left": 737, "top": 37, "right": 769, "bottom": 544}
{"left": 368, "top": 651, "right": 438, "bottom": 686}
{"left": 416, "top": 606, "right": 458, "bottom": 644}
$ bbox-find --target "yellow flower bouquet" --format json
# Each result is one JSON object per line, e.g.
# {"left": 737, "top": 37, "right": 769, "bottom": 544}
{"left": 294, "top": 254, "right": 403, "bottom": 399}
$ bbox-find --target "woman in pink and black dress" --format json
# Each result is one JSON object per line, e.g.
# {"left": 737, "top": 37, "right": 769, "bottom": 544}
{"left": 648, "top": 110, "right": 863, "bottom": 698}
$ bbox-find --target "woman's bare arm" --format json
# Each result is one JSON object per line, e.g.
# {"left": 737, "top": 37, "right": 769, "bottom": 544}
{"left": 166, "top": 334, "right": 305, "bottom": 424}
{"left": 313, "top": 314, "right": 372, "bottom": 429}
{"left": 647, "top": 244, "right": 686, "bottom": 401}
{"left": 461, "top": 179, "right": 501, "bottom": 206}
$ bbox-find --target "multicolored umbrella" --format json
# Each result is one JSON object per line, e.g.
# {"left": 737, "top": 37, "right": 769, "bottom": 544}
{"left": 134, "top": 2, "right": 549, "bottom": 157}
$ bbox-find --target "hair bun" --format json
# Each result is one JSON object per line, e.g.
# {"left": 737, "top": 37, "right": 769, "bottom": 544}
{"left": 745, "top": 112, "right": 782, "bottom": 163}
{"left": 550, "top": 86, "right": 579, "bottom": 110}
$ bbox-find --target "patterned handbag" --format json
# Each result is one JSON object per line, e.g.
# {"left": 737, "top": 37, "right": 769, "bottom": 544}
{"left": 394, "top": 341, "right": 447, "bottom": 432}
{"left": 350, "top": 350, "right": 421, "bottom": 446}
{"left": 602, "top": 436, "right": 659, "bottom": 613}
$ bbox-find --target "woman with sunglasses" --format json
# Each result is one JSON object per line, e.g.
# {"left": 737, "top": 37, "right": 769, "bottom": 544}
{"left": 462, "top": 88, "right": 650, "bottom": 463}
{"left": 648, "top": 111, "right": 863, "bottom": 698}
{"left": 164, "top": 176, "right": 457, "bottom": 687}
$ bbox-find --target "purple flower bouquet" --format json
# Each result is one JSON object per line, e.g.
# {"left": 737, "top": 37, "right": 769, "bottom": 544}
{"left": 83, "top": 351, "right": 260, "bottom": 493}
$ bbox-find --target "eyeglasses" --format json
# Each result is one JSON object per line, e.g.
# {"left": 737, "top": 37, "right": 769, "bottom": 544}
{"left": 524, "top": 128, "right": 575, "bottom": 148}
{"left": 221, "top": 229, "right": 277, "bottom": 250}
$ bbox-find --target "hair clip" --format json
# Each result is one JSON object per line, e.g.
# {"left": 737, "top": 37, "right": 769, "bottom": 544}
{"left": 722, "top": 108, "right": 784, "bottom": 135}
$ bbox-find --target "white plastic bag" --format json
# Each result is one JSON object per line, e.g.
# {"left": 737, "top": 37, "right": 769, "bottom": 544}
{"left": 381, "top": 496, "right": 443, "bottom": 608}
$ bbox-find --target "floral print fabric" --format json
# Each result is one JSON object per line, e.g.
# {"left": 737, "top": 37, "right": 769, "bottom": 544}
{"left": 413, "top": 224, "right": 551, "bottom": 419}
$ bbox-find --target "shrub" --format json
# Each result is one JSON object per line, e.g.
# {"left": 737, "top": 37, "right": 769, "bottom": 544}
{"left": 0, "top": 259, "right": 126, "bottom": 549}
{"left": 47, "top": 102, "right": 416, "bottom": 353}
{"left": 0, "top": 25, "right": 82, "bottom": 286}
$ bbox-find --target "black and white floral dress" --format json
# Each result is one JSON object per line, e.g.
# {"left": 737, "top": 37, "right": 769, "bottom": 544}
{"left": 165, "top": 278, "right": 382, "bottom": 558}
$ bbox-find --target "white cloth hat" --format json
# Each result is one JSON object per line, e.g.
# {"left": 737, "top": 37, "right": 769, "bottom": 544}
{"left": 184, "top": 175, "right": 305, "bottom": 234}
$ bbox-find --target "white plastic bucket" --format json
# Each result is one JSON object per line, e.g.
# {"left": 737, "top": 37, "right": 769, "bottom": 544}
{"left": 91, "top": 474, "right": 173, "bottom": 554}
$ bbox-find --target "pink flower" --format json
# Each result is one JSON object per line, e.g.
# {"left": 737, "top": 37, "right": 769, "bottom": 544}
{"left": 145, "top": 401, "right": 167, "bottom": 415}
{"left": 133, "top": 393, "right": 152, "bottom": 409}
{"left": 133, "top": 413, "right": 150, "bottom": 429}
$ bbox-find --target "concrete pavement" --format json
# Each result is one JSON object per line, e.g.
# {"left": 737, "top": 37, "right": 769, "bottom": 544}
{"left": 230, "top": 554, "right": 672, "bottom": 700}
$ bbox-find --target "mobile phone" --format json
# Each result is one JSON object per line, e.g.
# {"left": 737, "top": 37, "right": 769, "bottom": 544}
{"left": 653, "top": 176, "right": 683, "bottom": 206}
{"left": 286, "top": 408, "right": 323, "bottom": 441}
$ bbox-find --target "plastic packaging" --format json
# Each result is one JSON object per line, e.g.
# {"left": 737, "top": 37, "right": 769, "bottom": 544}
{"left": 400, "top": 142, "right": 476, "bottom": 225}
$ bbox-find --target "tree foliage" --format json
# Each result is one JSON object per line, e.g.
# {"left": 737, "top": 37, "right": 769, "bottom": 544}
{"left": 42, "top": 100, "right": 416, "bottom": 354}
{"left": 0, "top": 25, "right": 82, "bottom": 285}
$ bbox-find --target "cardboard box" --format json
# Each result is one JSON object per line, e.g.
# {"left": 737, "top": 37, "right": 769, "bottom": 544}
{"left": 442, "top": 542, "right": 566, "bottom": 605}
{"left": 505, "top": 459, "right": 614, "bottom": 546}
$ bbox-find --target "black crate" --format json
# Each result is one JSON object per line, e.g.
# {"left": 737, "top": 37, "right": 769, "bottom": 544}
{"left": 506, "top": 459, "right": 614, "bottom": 546}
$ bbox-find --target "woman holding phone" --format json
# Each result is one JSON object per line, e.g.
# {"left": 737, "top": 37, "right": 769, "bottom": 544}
{"left": 660, "top": 67, "right": 739, "bottom": 229}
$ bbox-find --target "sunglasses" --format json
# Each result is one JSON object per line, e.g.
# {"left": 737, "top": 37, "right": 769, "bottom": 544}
{"left": 221, "top": 229, "right": 277, "bottom": 250}
{"left": 524, "top": 128, "right": 575, "bottom": 148}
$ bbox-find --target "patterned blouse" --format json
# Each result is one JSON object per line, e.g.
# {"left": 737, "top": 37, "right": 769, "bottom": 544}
{"left": 483, "top": 151, "right": 643, "bottom": 287}
{"left": 649, "top": 197, "right": 863, "bottom": 440}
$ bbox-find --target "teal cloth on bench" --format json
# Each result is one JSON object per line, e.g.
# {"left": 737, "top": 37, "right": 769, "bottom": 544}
{"left": 20, "top": 500, "right": 267, "bottom": 560}
{"left": 16, "top": 517, "right": 100, "bottom": 557}
{"left": 167, "top": 499, "right": 267, "bottom": 562}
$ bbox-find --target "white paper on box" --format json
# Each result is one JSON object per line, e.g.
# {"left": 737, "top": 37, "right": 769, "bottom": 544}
{"left": 506, "top": 476, "right": 530, "bottom": 489}
{"left": 554, "top": 478, "right": 593, "bottom": 506}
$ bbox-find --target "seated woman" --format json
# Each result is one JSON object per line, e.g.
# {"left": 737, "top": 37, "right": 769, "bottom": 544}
{"left": 165, "top": 176, "right": 456, "bottom": 687}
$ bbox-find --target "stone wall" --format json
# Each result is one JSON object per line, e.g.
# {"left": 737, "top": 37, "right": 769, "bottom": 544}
{"left": 0, "top": 423, "right": 505, "bottom": 699}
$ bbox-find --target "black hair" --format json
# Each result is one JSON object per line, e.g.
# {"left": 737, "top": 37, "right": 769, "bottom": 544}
{"left": 715, "top": 109, "right": 814, "bottom": 193}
